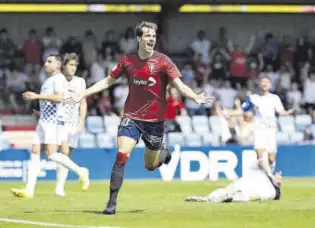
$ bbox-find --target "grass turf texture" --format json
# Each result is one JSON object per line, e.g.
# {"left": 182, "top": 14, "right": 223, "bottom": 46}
{"left": 1, "top": 179, "right": 315, "bottom": 228}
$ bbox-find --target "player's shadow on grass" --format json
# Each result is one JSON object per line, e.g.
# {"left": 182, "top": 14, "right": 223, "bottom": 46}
{"left": 24, "top": 209, "right": 145, "bottom": 214}
{"left": 83, "top": 210, "right": 146, "bottom": 214}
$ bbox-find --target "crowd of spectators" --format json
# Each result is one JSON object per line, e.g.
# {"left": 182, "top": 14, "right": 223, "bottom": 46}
{"left": 0, "top": 25, "right": 314, "bottom": 144}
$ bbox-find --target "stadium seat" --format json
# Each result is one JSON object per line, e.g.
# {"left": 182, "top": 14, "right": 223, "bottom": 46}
{"left": 202, "top": 133, "right": 220, "bottom": 146}
{"left": 175, "top": 116, "right": 193, "bottom": 133}
{"left": 184, "top": 133, "right": 202, "bottom": 146}
{"left": 96, "top": 133, "right": 115, "bottom": 148}
{"left": 192, "top": 115, "right": 210, "bottom": 134}
{"left": 79, "top": 133, "right": 96, "bottom": 148}
{"left": 104, "top": 116, "right": 120, "bottom": 128}
{"left": 276, "top": 132, "right": 290, "bottom": 144}
{"left": 209, "top": 116, "right": 222, "bottom": 136}
{"left": 86, "top": 116, "right": 105, "bottom": 134}
{"left": 295, "top": 115, "right": 312, "bottom": 132}
{"left": 290, "top": 132, "right": 304, "bottom": 143}
{"left": 278, "top": 116, "right": 295, "bottom": 133}
{"left": 167, "top": 132, "right": 184, "bottom": 146}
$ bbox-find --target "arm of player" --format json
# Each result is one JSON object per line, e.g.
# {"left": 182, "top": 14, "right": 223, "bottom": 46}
{"left": 275, "top": 96, "right": 295, "bottom": 116}
{"left": 78, "top": 98, "right": 87, "bottom": 133}
{"left": 65, "top": 76, "right": 117, "bottom": 104}
{"left": 172, "top": 78, "right": 213, "bottom": 105}
{"left": 22, "top": 91, "right": 64, "bottom": 103}
{"left": 83, "top": 76, "right": 116, "bottom": 98}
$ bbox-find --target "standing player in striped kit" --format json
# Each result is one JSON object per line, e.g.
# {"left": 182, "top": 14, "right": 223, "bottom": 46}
{"left": 11, "top": 54, "right": 89, "bottom": 198}
{"left": 55, "top": 53, "right": 88, "bottom": 196}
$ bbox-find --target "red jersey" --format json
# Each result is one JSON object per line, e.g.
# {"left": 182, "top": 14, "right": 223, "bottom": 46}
{"left": 110, "top": 51, "right": 182, "bottom": 122}
{"left": 230, "top": 51, "right": 248, "bottom": 77}
{"left": 166, "top": 97, "right": 184, "bottom": 120}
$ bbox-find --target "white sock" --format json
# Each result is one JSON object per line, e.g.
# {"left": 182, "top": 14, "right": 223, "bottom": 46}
{"left": 25, "top": 153, "right": 40, "bottom": 194}
{"left": 270, "top": 161, "right": 276, "bottom": 173}
{"left": 55, "top": 163, "right": 69, "bottom": 191}
{"left": 48, "top": 153, "right": 82, "bottom": 177}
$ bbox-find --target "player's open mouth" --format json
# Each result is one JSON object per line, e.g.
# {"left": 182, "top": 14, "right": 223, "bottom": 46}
{"left": 147, "top": 43, "right": 154, "bottom": 48}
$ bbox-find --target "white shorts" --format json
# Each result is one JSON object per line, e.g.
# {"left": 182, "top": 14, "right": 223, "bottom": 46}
{"left": 254, "top": 127, "right": 277, "bottom": 153}
{"left": 60, "top": 125, "right": 80, "bottom": 148}
{"left": 33, "top": 121, "right": 63, "bottom": 145}
{"left": 229, "top": 170, "right": 276, "bottom": 201}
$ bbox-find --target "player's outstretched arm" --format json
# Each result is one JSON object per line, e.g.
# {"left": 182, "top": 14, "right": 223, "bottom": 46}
{"left": 172, "top": 78, "right": 214, "bottom": 105}
{"left": 278, "top": 108, "right": 295, "bottom": 116}
{"left": 22, "top": 91, "right": 64, "bottom": 103}
{"left": 84, "top": 76, "right": 116, "bottom": 98}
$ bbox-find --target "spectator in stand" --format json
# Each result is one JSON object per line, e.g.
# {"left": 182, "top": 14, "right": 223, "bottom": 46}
{"left": 101, "top": 30, "right": 120, "bottom": 58}
{"left": 278, "top": 62, "right": 294, "bottom": 90}
{"left": 287, "top": 82, "right": 302, "bottom": 114}
{"left": 181, "top": 63, "right": 195, "bottom": 87}
{"left": 112, "top": 80, "right": 129, "bottom": 116}
{"left": 60, "top": 36, "right": 82, "bottom": 55}
{"left": 42, "top": 27, "right": 62, "bottom": 62}
{"left": 259, "top": 64, "right": 279, "bottom": 92}
{"left": 209, "top": 48, "right": 229, "bottom": 81}
{"left": 246, "top": 52, "right": 264, "bottom": 80}
{"left": 303, "top": 67, "right": 315, "bottom": 113}
{"left": 193, "top": 53, "right": 207, "bottom": 85}
{"left": 86, "top": 91, "right": 113, "bottom": 117}
{"left": 185, "top": 81, "right": 206, "bottom": 116}
{"left": 295, "top": 36, "right": 312, "bottom": 71}
{"left": 24, "top": 29, "right": 42, "bottom": 75}
{"left": 203, "top": 79, "right": 217, "bottom": 115}
{"left": 190, "top": 30, "right": 211, "bottom": 65}
{"left": 228, "top": 36, "right": 256, "bottom": 87}
{"left": 104, "top": 54, "right": 117, "bottom": 75}
{"left": 0, "top": 28, "right": 15, "bottom": 80}
{"left": 6, "top": 66, "right": 29, "bottom": 114}
{"left": 119, "top": 27, "right": 137, "bottom": 54}
{"left": 278, "top": 36, "right": 294, "bottom": 69}
{"left": 82, "top": 30, "right": 98, "bottom": 68}
{"left": 216, "top": 80, "right": 238, "bottom": 109}
{"left": 89, "top": 52, "right": 106, "bottom": 85}
{"left": 261, "top": 33, "right": 278, "bottom": 66}
{"left": 165, "top": 87, "right": 187, "bottom": 133}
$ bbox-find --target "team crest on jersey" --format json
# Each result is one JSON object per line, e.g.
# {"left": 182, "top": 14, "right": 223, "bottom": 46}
{"left": 148, "top": 63, "right": 155, "bottom": 74}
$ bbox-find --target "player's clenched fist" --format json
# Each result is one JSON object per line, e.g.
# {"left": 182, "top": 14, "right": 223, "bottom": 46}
{"left": 22, "top": 91, "right": 39, "bottom": 100}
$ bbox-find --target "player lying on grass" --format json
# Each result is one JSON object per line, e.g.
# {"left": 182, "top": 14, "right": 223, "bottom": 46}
{"left": 185, "top": 169, "right": 282, "bottom": 203}
{"left": 65, "top": 21, "right": 213, "bottom": 215}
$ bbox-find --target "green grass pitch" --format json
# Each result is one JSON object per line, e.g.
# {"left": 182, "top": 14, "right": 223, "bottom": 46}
{"left": 1, "top": 179, "right": 315, "bottom": 228}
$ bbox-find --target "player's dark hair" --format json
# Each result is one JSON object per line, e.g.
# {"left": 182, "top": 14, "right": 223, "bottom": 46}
{"left": 48, "top": 54, "right": 62, "bottom": 63}
{"left": 63, "top": 52, "right": 79, "bottom": 66}
{"left": 135, "top": 21, "right": 158, "bottom": 38}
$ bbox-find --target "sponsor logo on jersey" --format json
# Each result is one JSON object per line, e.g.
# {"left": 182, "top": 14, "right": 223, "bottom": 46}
{"left": 133, "top": 77, "right": 156, "bottom": 87}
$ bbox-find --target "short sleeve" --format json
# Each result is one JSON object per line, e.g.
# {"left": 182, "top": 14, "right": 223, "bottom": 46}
{"left": 275, "top": 95, "right": 284, "bottom": 113}
{"left": 164, "top": 55, "right": 182, "bottom": 81}
{"left": 54, "top": 77, "right": 66, "bottom": 94}
{"left": 110, "top": 56, "right": 125, "bottom": 79}
{"left": 81, "top": 78, "right": 87, "bottom": 91}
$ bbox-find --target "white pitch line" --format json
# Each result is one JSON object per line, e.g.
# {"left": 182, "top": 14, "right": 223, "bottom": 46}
{"left": 0, "top": 218, "right": 121, "bottom": 228}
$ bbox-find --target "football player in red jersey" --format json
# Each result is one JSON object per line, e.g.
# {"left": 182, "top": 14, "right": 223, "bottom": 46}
{"left": 65, "top": 21, "right": 213, "bottom": 215}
